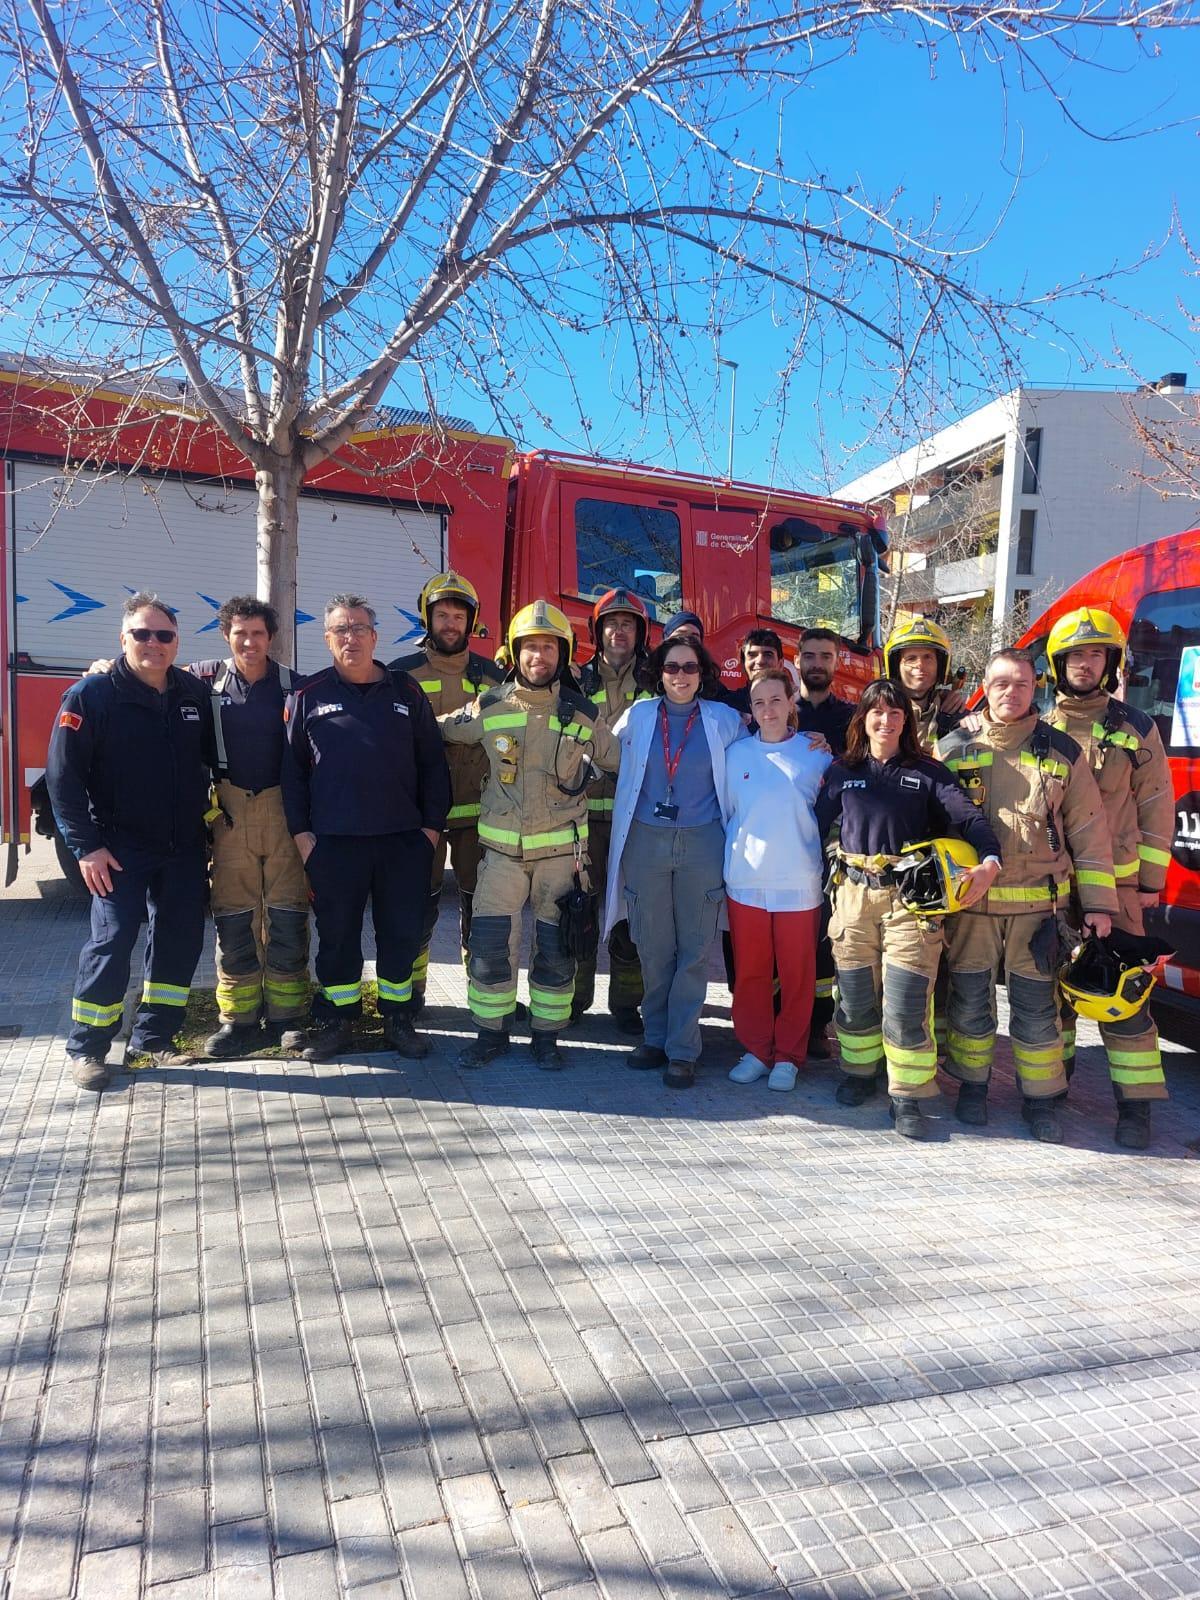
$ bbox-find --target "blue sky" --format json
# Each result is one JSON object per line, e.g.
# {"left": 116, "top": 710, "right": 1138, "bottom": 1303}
{"left": 419, "top": 19, "right": 1200, "bottom": 494}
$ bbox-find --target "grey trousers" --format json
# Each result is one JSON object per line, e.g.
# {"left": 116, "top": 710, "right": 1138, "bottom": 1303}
{"left": 621, "top": 818, "right": 726, "bottom": 1064}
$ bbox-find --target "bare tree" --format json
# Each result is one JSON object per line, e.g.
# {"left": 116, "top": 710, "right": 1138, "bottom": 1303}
{"left": 1120, "top": 220, "right": 1200, "bottom": 500}
{"left": 1, "top": 0, "right": 1193, "bottom": 655}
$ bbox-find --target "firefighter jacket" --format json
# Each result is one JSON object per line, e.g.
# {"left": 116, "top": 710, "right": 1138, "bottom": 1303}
{"left": 814, "top": 755, "right": 1002, "bottom": 864}
{"left": 912, "top": 690, "right": 963, "bottom": 753}
{"left": 1048, "top": 689, "right": 1174, "bottom": 895}
{"left": 47, "top": 659, "right": 213, "bottom": 858}
{"left": 576, "top": 652, "right": 650, "bottom": 820}
{"left": 936, "top": 711, "right": 1119, "bottom": 917}
{"left": 440, "top": 679, "right": 620, "bottom": 862}
{"left": 389, "top": 643, "right": 504, "bottom": 830}
{"left": 281, "top": 664, "right": 451, "bottom": 838}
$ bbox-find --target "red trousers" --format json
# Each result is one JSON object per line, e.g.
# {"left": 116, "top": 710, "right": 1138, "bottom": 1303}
{"left": 727, "top": 899, "right": 821, "bottom": 1066}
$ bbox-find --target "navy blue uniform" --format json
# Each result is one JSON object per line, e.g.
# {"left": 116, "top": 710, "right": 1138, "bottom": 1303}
{"left": 816, "top": 755, "right": 1002, "bottom": 861}
{"left": 282, "top": 665, "right": 451, "bottom": 1022}
{"left": 193, "top": 658, "right": 302, "bottom": 792}
{"left": 797, "top": 693, "right": 854, "bottom": 757}
{"left": 47, "top": 660, "right": 213, "bottom": 1059}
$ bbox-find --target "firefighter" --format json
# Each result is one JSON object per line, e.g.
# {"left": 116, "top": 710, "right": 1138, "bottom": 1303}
{"left": 937, "top": 648, "right": 1118, "bottom": 1143}
{"left": 441, "top": 601, "right": 620, "bottom": 1070}
{"left": 1045, "top": 607, "right": 1174, "bottom": 1146}
{"left": 796, "top": 627, "right": 856, "bottom": 1057}
{"left": 884, "top": 617, "right": 965, "bottom": 751}
{"left": 815, "top": 679, "right": 1002, "bottom": 1140}
{"left": 281, "top": 595, "right": 451, "bottom": 1063}
{"left": 196, "top": 597, "right": 310, "bottom": 1057}
{"left": 48, "top": 593, "right": 213, "bottom": 1090}
{"left": 572, "top": 588, "right": 652, "bottom": 1030}
{"left": 388, "top": 571, "right": 504, "bottom": 1013}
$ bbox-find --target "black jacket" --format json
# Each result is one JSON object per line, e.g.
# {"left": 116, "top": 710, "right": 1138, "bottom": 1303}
{"left": 281, "top": 664, "right": 451, "bottom": 837}
{"left": 797, "top": 693, "right": 855, "bottom": 757}
{"left": 47, "top": 659, "right": 213, "bottom": 858}
{"left": 815, "top": 754, "right": 1002, "bottom": 861}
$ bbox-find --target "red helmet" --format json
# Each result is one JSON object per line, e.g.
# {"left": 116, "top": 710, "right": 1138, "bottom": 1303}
{"left": 589, "top": 587, "right": 649, "bottom": 649}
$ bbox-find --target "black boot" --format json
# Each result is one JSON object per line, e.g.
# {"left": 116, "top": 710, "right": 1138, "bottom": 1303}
{"left": 955, "top": 1081, "right": 989, "bottom": 1126}
{"left": 1021, "top": 1097, "right": 1064, "bottom": 1143}
{"left": 458, "top": 1030, "right": 510, "bottom": 1069}
{"left": 806, "top": 1028, "right": 832, "bottom": 1061}
{"left": 627, "top": 1043, "right": 667, "bottom": 1071}
{"left": 664, "top": 1059, "right": 695, "bottom": 1089}
{"left": 204, "top": 1021, "right": 261, "bottom": 1060}
{"left": 302, "top": 1020, "right": 354, "bottom": 1063}
{"left": 612, "top": 1009, "right": 644, "bottom": 1036}
{"left": 835, "top": 1072, "right": 879, "bottom": 1106}
{"left": 1115, "top": 1100, "right": 1152, "bottom": 1150}
{"left": 385, "top": 1014, "right": 429, "bottom": 1060}
{"left": 531, "top": 1032, "right": 564, "bottom": 1071}
{"left": 890, "top": 1097, "right": 929, "bottom": 1141}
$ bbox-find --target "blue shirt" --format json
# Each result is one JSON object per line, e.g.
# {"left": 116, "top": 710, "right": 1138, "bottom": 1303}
{"left": 633, "top": 696, "right": 721, "bottom": 828}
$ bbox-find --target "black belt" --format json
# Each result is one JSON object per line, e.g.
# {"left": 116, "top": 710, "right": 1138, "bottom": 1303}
{"left": 844, "top": 864, "right": 897, "bottom": 889}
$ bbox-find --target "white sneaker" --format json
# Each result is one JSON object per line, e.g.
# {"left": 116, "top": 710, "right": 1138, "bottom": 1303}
{"left": 768, "top": 1060, "right": 798, "bottom": 1091}
{"left": 728, "top": 1052, "right": 769, "bottom": 1083}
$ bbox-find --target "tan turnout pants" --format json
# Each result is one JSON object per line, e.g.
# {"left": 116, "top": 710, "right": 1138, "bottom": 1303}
{"left": 467, "top": 851, "right": 576, "bottom": 1034}
{"left": 829, "top": 878, "right": 945, "bottom": 1099}
{"left": 945, "top": 911, "right": 1067, "bottom": 1100}
{"left": 210, "top": 783, "right": 310, "bottom": 1024}
{"left": 412, "top": 826, "right": 483, "bottom": 999}
{"left": 1060, "top": 886, "right": 1167, "bottom": 1103}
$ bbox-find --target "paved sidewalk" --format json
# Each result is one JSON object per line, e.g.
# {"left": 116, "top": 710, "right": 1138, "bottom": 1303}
{"left": 2, "top": 838, "right": 1200, "bottom": 1599}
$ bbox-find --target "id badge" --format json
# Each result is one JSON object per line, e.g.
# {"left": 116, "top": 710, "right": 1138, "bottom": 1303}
{"left": 653, "top": 800, "right": 679, "bottom": 821}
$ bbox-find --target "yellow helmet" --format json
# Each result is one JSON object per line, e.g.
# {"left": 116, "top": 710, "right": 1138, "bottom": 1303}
{"left": 884, "top": 617, "right": 952, "bottom": 684}
{"left": 892, "top": 837, "right": 980, "bottom": 917}
{"left": 1046, "top": 607, "right": 1125, "bottom": 692}
{"left": 507, "top": 599, "right": 575, "bottom": 664}
{"left": 1059, "top": 928, "right": 1171, "bottom": 1023}
{"left": 418, "top": 570, "right": 480, "bottom": 633}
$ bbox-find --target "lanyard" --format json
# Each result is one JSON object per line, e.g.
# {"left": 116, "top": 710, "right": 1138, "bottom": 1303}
{"left": 659, "top": 700, "right": 700, "bottom": 795}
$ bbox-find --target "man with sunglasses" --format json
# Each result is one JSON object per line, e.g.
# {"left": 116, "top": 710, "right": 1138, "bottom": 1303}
{"left": 47, "top": 592, "right": 214, "bottom": 1090}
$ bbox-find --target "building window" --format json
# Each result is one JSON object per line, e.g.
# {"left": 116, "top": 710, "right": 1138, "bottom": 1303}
{"left": 1015, "top": 509, "right": 1036, "bottom": 575}
{"left": 1021, "top": 428, "right": 1042, "bottom": 495}
{"left": 1127, "top": 586, "right": 1200, "bottom": 755}
{"left": 572, "top": 498, "right": 682, "bottom": 619}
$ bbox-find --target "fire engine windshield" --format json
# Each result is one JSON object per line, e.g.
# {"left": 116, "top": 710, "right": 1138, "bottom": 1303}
{"left": 769, "top": 526, "right": 862, "bottom": 641}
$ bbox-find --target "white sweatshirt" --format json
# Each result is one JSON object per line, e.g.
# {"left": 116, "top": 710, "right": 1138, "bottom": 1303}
{"left": 722, "top": 733, "right": 832, "bottom": 912}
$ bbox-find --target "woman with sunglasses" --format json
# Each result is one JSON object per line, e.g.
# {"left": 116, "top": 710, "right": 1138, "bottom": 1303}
{"left": 604, "top": 634, "right": 746, "bottom": 1088}
{"left": 815, "top": 679, "right": 1002, "bottom": 1140}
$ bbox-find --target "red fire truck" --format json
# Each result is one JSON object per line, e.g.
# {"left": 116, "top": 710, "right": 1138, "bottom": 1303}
{"left": 1, "top": 366, "right": 887, "bottom": 882}
{"left": 1015, "top": 526, "right": 1200, "bottom": 1047}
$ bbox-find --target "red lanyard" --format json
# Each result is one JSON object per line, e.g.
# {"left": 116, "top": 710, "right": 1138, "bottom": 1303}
{"left": 660, "top": 700, "right": 700, "bottom": 792}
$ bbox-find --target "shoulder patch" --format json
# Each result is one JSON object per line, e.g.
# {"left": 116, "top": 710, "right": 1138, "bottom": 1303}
{"left": 58, "top": 710, "right": 83, "bottom": 731}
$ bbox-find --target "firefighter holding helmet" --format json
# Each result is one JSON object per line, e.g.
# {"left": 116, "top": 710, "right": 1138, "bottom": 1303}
{"left": 388, "top": 571, "right": 504, "bottom": 1012}
{"left": 936, "top": 648, "right": 1119, "bottom": 1144}
{"left": 573, "top": 588, "right": 652, "bottom": 1030}
{"left": 884, "top": 616, "right": 965, "bottom": 750}
{"left": 440, "top": 601, "right": 620, "bottom": 1070}
{"left": 1045, "top": 607, "right": 1174, "bottom": 1147}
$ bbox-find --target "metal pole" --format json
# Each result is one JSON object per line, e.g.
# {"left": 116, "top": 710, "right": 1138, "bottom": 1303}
{"left": 717, "top": 357, "right": 738, "bottom": 481}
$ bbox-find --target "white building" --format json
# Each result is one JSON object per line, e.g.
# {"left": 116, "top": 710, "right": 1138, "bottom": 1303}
{"left": 834, "top": 377, "right": 1197, "bottom": 640}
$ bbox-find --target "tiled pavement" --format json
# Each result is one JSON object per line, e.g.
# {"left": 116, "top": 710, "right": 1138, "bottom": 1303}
{"left": 2, "top": 838, "right": 1199, "bottom": 1599}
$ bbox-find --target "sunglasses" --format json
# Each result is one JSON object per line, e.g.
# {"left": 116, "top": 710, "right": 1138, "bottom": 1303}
{"left": 662, "top": 661, "right": 700, "bottom": 675}
{"left": 128, "top": 627, "right": 177, "bottom": 644}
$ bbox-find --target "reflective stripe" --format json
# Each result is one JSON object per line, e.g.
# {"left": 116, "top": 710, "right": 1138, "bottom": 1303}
{"left": 884, "top": 1042, "right": 937, "bottom": 1068}
{"left": 1111, "top": 1065, "right": 1166, "bottom": 1086}
{"left": 1011, "top": 1042, "right": 1062, "bottom": 1064}
{"left": 814, "top": 978, "right": 836, "bottom": 998}
{"left": 1092, "top": 721, "right": 1140, "bottom": 752}
{"left": 1076, "top": 869, "right": 1116, "bottom": 890}
{"left": 887, "top": 1061, "right": 937, "bottom": 1087}
{"left": 264, "top": 977, "right": 308, "bottom": 998}
{"left": 416, "top": 679, "right": 442, "bottom": 692}
{"left": 482, "top": 712, "right": 527, "bottom": 731}
{"left": 522, "top": 824, "right": 585, "bottom": 851}
{"left": 479, "top": 821, "right": 521, "bottom": 848}
{"left": 411, "top": 949, "right": 430, "bottom": 980}
{"left": 322, "top": 981, "right": 362, "bottom": 1007}
{"left": 587, "top": 797, "right": 615, "bottom": 814}
{"left": 71, "top": 997, "right": 123, "bottom": 1027}
{"left": 1014, "top": 1061, "right": 1063, "bottom": 1082}
{"left": 377, "top": 977, "right": 413, "bottom": 1003}
{"left": 987, "top": 885, "right": 1055, "bottom": 903}
{"left": 947, "top": 1030, "right": 994, "bottom": 1065}
{"left": 461, "top": 678, "right": 483, "bottom": 694}
{"left": 1020, "top": 750, "right": 1070, "bottom": 781}
{"left": 944, "top": 751, "right": 994, "bottom": 772}
{"left": 837, "top": 1031, "right": 883, "bottom": 1062}
{"left": 447, "top": 802, "right": 481, "bottom": 821}
{"left": 468, "top": 983, "right": 517, "bottom": 1018}
{"left": 1113, "top": 860, "right": 1140, "bottom": 879}
{"left": 1107, "top": 1048, "right": 1162, "bottom": 1068}
{"left": 551, "top": 718, "right": 592, "bottom": 741}
{"left": 142, "top": 982, "right": 189, "bottom": 1008}
{"left": 529, "top": 984, "right": 573, "bottom": 1020}
{"left": 216, "top": 979, "right": 262, "bottom": 1014}
{"left": 1139, "top": 844, "right": 1171, "bottom": 867}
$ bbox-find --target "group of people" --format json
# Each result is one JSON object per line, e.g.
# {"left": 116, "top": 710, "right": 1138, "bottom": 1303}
{"left": 47, "top": 576, "right": 1174, "bottom": 1150}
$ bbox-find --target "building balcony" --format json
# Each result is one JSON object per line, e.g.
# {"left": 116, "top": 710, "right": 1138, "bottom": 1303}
{"left": 894, "top": 552, "right": 996, "bottom": 606}
{"left": 891, "top": 472, "right": 1003, "bottom": 545}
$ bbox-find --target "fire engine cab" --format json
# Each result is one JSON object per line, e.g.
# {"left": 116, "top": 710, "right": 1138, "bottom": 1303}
{"left": 1, "top": 365, "right": 887, "bottom": 883}
{"left": 1016, "top": 526, "right": 1200, "bottom": 1047}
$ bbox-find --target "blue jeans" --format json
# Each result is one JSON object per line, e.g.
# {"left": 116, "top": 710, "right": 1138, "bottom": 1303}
{"left": 622, "top": 819, "right": 725, "bottom": 1063}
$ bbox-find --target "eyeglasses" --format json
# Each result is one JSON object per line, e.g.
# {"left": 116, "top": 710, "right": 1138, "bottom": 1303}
{"left": 128, "top": 628, "right": 177, "bottom": 644}
{"left": 327, "top": 624, "right": 374, "bottom": 639}
{"left": 662, "top": 661, "right": 700, "bottom": 676}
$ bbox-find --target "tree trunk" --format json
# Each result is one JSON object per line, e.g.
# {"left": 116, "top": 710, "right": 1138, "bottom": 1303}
{"left": 256, "top": 452, "right": 304, "bottom": 664}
